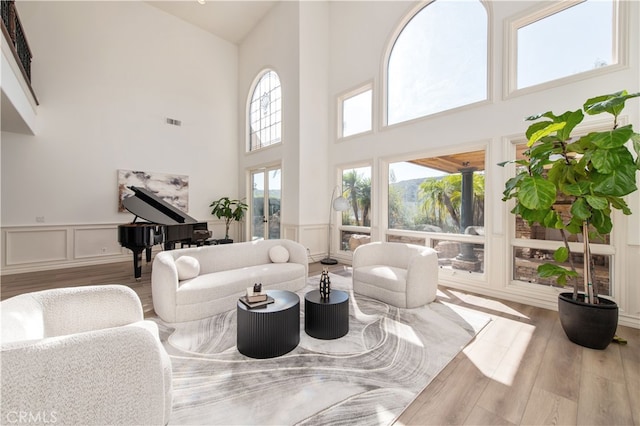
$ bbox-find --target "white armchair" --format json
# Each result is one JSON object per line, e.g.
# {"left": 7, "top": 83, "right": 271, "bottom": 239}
{"left": 1, "top": 285, "right": 172, "bottom": 425}
{"left": 352, "top": 242, "right": 439, "bottom": 308}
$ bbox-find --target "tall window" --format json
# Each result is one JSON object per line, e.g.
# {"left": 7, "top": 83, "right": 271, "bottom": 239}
{"left": 339, "top": 166, "right": 372, "bottom": 252}
{"left": 388, "top": 150, "right": 486, "bottom": 273}
{"left": 248, "top": 70, "right": 282, "bottom": 151}
{"left": 510, "top": 143, "right": 612, "bottom": 295}
{"left": 387, "top": 0, "right": 487, "bottom": 125}
{"left": 513, "top": 0, "right": 617, "bottom": 91}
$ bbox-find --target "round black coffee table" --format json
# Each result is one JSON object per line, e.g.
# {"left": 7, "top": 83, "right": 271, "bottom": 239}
{"left": 304, "top": 289, "right": 349, "bottom": 339}
{"left": 236, "top": 290, "right": 300, "bottom": 359}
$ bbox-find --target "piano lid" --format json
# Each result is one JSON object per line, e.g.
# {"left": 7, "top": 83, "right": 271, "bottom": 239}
{"left": 122, "top": 186, "right": 198, "bottom": 225}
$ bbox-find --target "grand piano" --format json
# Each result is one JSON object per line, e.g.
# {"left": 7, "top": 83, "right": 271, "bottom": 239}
{"left": 118, "top": 186, "right": 211, "bottom": 279}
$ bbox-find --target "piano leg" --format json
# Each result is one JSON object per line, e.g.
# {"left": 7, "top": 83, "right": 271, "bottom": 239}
{"left": 133, "top": 249, "right": 143, "bottom": 281}
{"left": 146, "top": 247, "right": 152, "bottom": 263}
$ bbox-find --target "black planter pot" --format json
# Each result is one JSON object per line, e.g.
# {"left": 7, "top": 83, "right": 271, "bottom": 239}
{"left": 558, "top": 292, "right": 618, "bottom": 350}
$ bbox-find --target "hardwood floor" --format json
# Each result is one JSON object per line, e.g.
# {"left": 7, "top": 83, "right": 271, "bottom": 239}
{"left": 2, "top": 260, "right": 638, "bottom": 426}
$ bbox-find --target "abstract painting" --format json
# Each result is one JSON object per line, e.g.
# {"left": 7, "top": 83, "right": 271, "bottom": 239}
{"left": 118, "top": 169, "right": 189, "bottom": 212}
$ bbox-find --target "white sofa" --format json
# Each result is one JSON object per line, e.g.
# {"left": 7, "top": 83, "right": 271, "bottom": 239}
{"left": 352, "top": 242, "right": 439, "bottom": 308}
{"left": 151, "top": 239, "right": 308, "bottom": 322}
{"left": 0, "top": 285, "right": 172, "bottom": 425}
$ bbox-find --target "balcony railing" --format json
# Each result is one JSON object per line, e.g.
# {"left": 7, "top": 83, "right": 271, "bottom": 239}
{"left": 1, "top": 0, "right": 37, "bottom": 102}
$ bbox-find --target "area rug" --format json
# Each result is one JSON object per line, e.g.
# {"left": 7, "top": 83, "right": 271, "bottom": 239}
{"left": 153, "top": 271, "right": 490, "bottom": 425}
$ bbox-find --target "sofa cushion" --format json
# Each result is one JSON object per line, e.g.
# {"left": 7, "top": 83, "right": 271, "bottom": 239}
{"left": 269, "top": 245, "right": 290, "bottom": 263}
{"left": 175, "top": 256, "right": 200, "bottom": 281}
{"left": 354, "top": 265, "right": 407, "bottom": 292}
{"left": 176, "top": 263, "right": 305, "bottom": 306}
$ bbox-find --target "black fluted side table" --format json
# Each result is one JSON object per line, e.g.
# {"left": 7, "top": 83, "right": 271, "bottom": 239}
{"left": 304, "top": 289, "right": 349, "bottom": 339}
{"left": 237, "top": 290, "right": 300, "bottom": 359}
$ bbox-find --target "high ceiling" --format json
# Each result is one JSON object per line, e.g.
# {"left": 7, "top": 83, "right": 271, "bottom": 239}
{"left": 146, "top": 1, "right": 278, "bottom": 45}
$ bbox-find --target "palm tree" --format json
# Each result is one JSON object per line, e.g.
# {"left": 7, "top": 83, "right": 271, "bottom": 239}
{"left": 418, "top": 173, "right": 485, "bottom": 232}
{"left": 357, "top": 177, "right": 371, "bottom": 226}
{"left": 419, "top": 175, "right": 461, "bottom": 230}
{"left": 342, "top": 170, "right": 360, "bottom": 225}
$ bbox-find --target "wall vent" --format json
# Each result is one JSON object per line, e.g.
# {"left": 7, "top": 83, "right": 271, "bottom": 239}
{"left": 166, "top": 118, "right": 182, "bottom": 126}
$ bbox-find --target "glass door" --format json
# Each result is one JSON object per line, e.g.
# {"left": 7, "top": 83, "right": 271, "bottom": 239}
{"left": 250, "top": 166, "right": 281, "bottom": 240}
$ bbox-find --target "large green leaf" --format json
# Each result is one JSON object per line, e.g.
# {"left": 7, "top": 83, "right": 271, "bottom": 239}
{"left": 554, "top": 246, "right": 569, "bottom": 263}
{"left": 525, "top": 120, "right": 555, "bottom": 140}
{"left": 608, "top": 196, "right": 632, "bottom": 215}
{"left": 514, "top": 204, "right": 548, "bottom": 226}
{"left": 538, "top": 263, "right": 578, "bottom": 279}
{"left": 592, "top": 209, "right": 613, "bottom": 234}
{"left": 584, "top": 91, "right": 640, "bottom": 117}
{"left": 543, "top": 209, "right": 564, "bottom": 228}
{"left": 592, "top": 163, "right": 638, "bottom": 196}
{"left": 570, "top": 197, "right": 592, "bottom": 220}
{"left": 590, "top": 125, "right": 634, "bottom": 149}
{"left": 591, "top": 146, "right": 634, "bottom": 174}
{"left": 561, "top": 182, "right": 590, "bottom": 196}
{"left": 557, "top": 109, "right": 584, "bottom": 141}
{"left": 585, "top": 195, "right": 608, "bottom": 210}
{"left": 527, "top": 122, "right": 566, "bottom": 147}
{"left": 518, "top": 176, "right": 557, "bottom": 210}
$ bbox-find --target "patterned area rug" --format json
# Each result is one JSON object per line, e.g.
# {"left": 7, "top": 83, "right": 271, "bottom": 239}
{"left": 153, "top": 271, "right": 490, "bottom": 425}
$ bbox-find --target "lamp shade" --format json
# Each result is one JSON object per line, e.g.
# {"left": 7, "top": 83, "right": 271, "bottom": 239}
{"left": 332, "top": 196, "right": 350, "bottom": 212}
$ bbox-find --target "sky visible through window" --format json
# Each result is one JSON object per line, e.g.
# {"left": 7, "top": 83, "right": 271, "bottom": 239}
{"left": 517, "top": 0, "right": 614, "bottom": 89}
{"left": 388, "top": 0, "right": 487, "bottom": 125}
{"left": 342, "top": 89, "right": 372, "bottom": 138}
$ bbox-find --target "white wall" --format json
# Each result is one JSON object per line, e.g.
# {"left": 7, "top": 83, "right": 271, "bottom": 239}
{"left": 1, "top": 1, "right": 239, "bottom": 272}
{"left": 325, "top": 0, "right": 640, "bottom": 326}
{"left": 237, "top": 1, "right": 332, "bottom": 256}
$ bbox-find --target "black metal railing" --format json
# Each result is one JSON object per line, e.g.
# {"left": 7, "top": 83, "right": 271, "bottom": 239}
{"left": 2, "top": 0, "right": 33, "bottom": 83}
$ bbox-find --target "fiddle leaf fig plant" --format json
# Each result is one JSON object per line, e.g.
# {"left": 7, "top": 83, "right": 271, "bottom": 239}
{"left": 500, "top": 90, "right": 640, "bottom": 303}
{"left": 209, "top": 197, "right": 248, "bottom": 240}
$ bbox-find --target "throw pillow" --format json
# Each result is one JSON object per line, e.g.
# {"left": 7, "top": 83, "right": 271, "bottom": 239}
{"left": 269, "top": 245, "right": 289, "bottom": 263}
{"left": 175, "top": 256, "right": 200, "bottom": 280}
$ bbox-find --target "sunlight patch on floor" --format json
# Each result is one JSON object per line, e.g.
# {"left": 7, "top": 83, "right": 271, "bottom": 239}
{"left": 447, "top": 289, "right": 530, "bottom": 319}
{"left": 386, "top": 318, "right": 423, "bottom": 348}
{"left": 463, "top": 316, "right": 535, "bottom": 386}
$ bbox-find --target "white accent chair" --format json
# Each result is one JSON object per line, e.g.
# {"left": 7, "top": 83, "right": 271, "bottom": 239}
{"left": 352, "top": 242, "right": 439, "bottom": 308}
{"left": 1, "top": 285, "right": 172, "bottom": 425}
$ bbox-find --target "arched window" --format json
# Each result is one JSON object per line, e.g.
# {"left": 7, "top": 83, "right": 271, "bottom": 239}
{"left": 387, "top": 0, "right": 487, "bottom": 126}
{"left": 248, "top": 70, "right": 282, "bottom": 151}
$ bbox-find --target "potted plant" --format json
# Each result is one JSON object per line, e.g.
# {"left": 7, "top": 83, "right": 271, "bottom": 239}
{"left": 500, "top": 90, "right": 640, "bottom": 349}
{"left": 209, "top": 197, "right": 248, "bottom": 243}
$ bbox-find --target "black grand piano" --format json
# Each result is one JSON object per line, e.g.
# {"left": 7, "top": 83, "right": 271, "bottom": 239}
{"left": 118, "top": 186, "right": 211, "bottom": 279}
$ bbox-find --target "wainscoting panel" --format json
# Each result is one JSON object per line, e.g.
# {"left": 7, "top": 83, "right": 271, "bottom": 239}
{"left": 1, "top": 220, "right": 222, "bottom": 275}
{"left": 5, "top": 228, "right": 69, "bottom": 265}
{"left": 74, "top": 226, "right": 125, "bottom": 259}
{"left": 298, "top": 224, "right": 327, "bottom": 262}
{"left": 2, "top": 224, "right": 129, "bottom": 275}
{"left": 282, "top": 224, "right": 298, "bottom": 242}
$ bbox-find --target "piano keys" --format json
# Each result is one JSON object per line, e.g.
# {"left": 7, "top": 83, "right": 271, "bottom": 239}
{"left": 118, "top": 186, "right": 211, "bottom": 279}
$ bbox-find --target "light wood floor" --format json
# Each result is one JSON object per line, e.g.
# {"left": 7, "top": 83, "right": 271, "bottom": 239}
{"left": 2, "top": 260, "right": 638, "bottom": 426}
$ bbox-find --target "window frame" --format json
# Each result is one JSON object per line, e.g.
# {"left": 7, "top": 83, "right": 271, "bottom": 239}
{"left": 504, "top": 118, "right": 624, "bottom": 296}
{"left": 336, "top": 163, "right": 373, "bottom": 255}
{"left": 504, "top": 0, "right": 627, "bottom": 99}
{"left": 247, "top": 69, "right": 283, "bottom": 152}
{"left": 337, "top": 82, "right": 374, "bottom": 140}
{"left": 382, "top": 0, "right": 491, "bottom": 128}
{"left": 382, "top": 144, "right": 489, "bottom": 280}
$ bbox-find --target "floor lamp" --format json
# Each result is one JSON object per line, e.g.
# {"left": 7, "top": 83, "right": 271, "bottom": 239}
{"left": 321, "top": 185, "right": 350, "bottom": 265}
